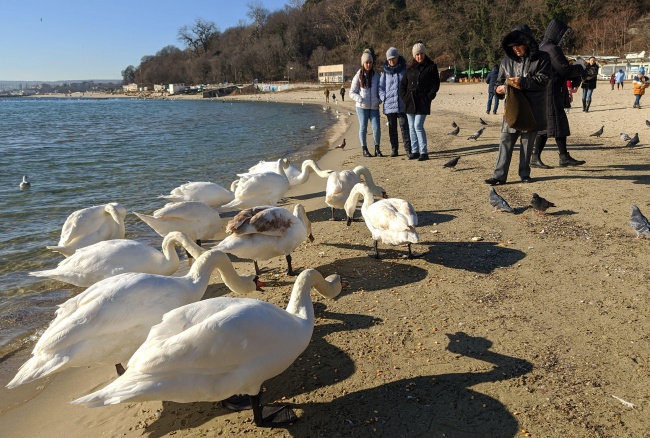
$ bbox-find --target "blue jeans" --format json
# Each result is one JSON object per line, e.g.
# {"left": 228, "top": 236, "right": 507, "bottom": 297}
{"left": 406, "top": 114, "right": 427, "bottom": 154}
{"left": 634, "top": 94, "right": 642, "bottom": 106}
{"left": 582, "top": 88, "right": 594, "bottom": 101}
{"left": 356, "top": 107, "right": 381, "bottom": 148}
{"left": 486, "top": 92, "right": 499, "bottom": 113}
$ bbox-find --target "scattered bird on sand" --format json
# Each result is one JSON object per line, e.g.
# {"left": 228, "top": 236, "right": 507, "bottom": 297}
{"left": 479, "top": 118, "right": 488, "bottom": 126}
{"left": 589, "top": 126, "right": 604, "bottom": 138}
{"left": 489, "top": 187, "right": 514, "bottom": 213}
{"left": 310, "top": 125, "right": 316, "bottom": 130}
{"left": 448, "top": 126, "right": 460, "bottom": 136}
{"left": 530, "top": 193, "right": 555, "bottom": 216}
{"left": 451, "top": 121, "right": 458, "bottom": 128}
{"left": 19, "top": 175, "right": 30, "bottom": 190}
{"left": 645, "top": 119, "right": 650, "bottom": 127}
{"left": 336, "top": 138, "right": 346, "bottom": 149}
{"left": 620, "top": 132, "right": 631, "bottom": 142}
{"left": 468, "top": 127, "right": 485, "bottom": 140}
{"left": 626, "top": 133, "right": 639, "bottom": 148}
{"left": 630, "top": 205, "right": 650, "bottom": 238}
{"left": 71, "top": 269, "right": 342, "bottom": 427}
{"left": 443, "top": 156, "right": 460, "bottom": 169}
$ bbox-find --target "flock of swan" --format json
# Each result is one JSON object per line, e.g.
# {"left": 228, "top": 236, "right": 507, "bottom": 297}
{"left": 11, "top": 156, "right": 421, "bottom": 427}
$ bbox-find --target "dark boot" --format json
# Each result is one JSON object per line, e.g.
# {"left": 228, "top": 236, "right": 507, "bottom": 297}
{"left": 390, "top": 146, "right": 398, "bottom": 157}
{"left": 374, "top": 145, "right": 384, "bottom": 157}
{"left": 582, "top": 99, "right": 586, "bottom": 111}
{"left": 557, "top": 137, "right": 585, "bottom": 166}
{"left": 585, "top": 100, "right": 591, "bottom": 112}
{"left": 362, "top": 146, "right": 372, "bottom": 157}
{"left": 531, "top": 135, "right": 551, "bottom": 169}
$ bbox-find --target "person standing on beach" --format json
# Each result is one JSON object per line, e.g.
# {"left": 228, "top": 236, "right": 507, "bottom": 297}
{"left": 324, "top": 88, "right": 330, "bottom": 103}
{"left": 485, "top": 25, "right": 551, "bottom": 186}
{"left": 532, "top": 19, "right": 586, "bottom": 169}
{"left": 610, "top": 73, "right": 616, "bottom": 90}
{"left": 399, "top": 42, "right": 440, "bottom": 161}
{"left": 581, "top": 57, "right": 599, "bottom": 112}
{"left": 379, "top": 47, "right": 411, "bottom": 157}
{"left": 616, "top": 69, "right": 625, "bottom": 90}
{"left": 633, "top": 68, "right": 649, "bottom": 108}
{"left": 485, "top": 64, "right": 500, "bottom": 115}
{"left": 340, "top": 86, "right": 345, "bottom": 102}
{"left": 350, "top": 49, "right": 383, "bottom": 157}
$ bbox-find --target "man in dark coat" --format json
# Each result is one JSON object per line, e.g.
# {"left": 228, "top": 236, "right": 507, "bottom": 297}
{"left": 532, "top": 19, "right": 586, "bottom": 168}
{"left": 485, "top": 25, "right": 551, "bottom": 185}
{"left": 485, "top": 64, "right": 500, "bottom": 115}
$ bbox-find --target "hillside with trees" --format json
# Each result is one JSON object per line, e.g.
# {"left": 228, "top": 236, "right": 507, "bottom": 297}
{"left": 122, "top": 0, "right": 650, "bottom": 86}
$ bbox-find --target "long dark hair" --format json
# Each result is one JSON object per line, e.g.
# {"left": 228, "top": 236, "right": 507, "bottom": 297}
{"left": 359, "top": 68, "right": 375, "bottom": 88}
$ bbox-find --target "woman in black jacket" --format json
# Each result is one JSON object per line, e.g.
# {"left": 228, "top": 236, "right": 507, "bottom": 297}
{"left": 581, "top": 56, "right": 599, "bottom": 112}
{"left": 399, "top": 43, "right": 440, "bottom": 161}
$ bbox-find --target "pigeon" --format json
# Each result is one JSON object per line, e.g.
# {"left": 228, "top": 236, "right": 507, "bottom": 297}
{"left": 630, "top": 205, "right": 650, "bottom": 238}
{"left": 467, "top": 127, "right": 485, "bottom": 140}
{"left": 530, "top": 193, "right": 555, "bottom": 216}
{"left": 489, "top": 187, "right": 513, "bottom": 213}
{"left": 448, "top": 126, "right": 460, "bottom": 136}
{"left": 479, "top": 118, "right": 488, "bottom": 126}
{"left": 443, "top": 156, "right": 460, "bottom": 169}
{"left": 451, "top": 121, "right": 458, "bottom": 128}
{"left": 335, "top": 138, "right": 346, "bottom": 149}
{"left": 620, "top": 132, "right": 631, "bottom": 142}
{"left": 645, "top": 119, "right": 650, "bottom": 127}
{"left": 589, "top": 126, "right": 604, "bottom": 138}
{"left": 626, "top": 133, "right": 639, "bottom": 148}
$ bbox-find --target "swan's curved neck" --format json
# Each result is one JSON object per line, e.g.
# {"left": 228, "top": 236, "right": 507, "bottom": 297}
{"left": 164, "top": 233, "right": 205, "bottom": 261}
{"left": 187, "top": 249, "right": 253, "bottom": 293}
{"left": 285, "top": 270, "right": 340, "bottom": 320}
{"left": 293, "top": 204, "right": 311, "bottom": 237}
{"left": 345, "top": 184, "right": 374, "bottom": 218}
{"left": 354, "top": 166, "right": 378, "bottom": 190}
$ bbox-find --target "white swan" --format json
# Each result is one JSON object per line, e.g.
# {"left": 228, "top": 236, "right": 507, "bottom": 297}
{"left": 71, "top": 269, "right": 342, "bottom": 427}
{"left": 160, "top": 181, "right": 236, "bottom": 208}
{"left": 325, "top": 165, "right": 386, "bottom": 221}
{"left": 47, "top": 203, "right": 127, "bottom": 257}
{"left": 248, "top": 158, "right": 332, "bottom": 187}
{"left": 344, "top": 183, "right": 420, "bottom": 259}
{"left": 216, "top": 204, "right": 313, "bottom": 275}
{"left": 134, "top": 201, "right": 222, "bottom": 244}
{"left": 7, "top": 249, "right": 261, "bottom": 389}
{"left": 20, "top": 175, "right": 31, "bottom": 190}
{"left": 30, "top": 231, "right": 205, "bottom": 287}
{"left": 220, "top": 159, "right": 290, "bottom": 210}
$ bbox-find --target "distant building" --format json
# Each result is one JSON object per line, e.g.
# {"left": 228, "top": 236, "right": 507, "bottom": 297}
{"left": 318, "top": 64, "right": 355, "bottom": 83}
{"left": 169, "top": 83, "right": 186, "bottom": 95}
{"left": 153, "top": 84, "right": 166, "bottom": 92}
{"left": 123, "top": 83, "right": 139, "bottom": 92}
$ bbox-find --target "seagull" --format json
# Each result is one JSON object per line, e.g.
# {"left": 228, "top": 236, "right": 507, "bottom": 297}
{"left": 620, "top": 132, "right": 631, "bottom": 141}
{"left": 589, "top": 126, "right": 604, "bottom": 138}
{"left": 530, "top": 193, "right": 555, "bottom": 216}
{"left": 335, "top": 139, "right": 346, "bottom": 149}
{"left": 489, "top": 187, "right": 513, "bottom": 213}
{"left": 443, "top": 156, "right": 460, "bottom": 169}
{"left": 630, "top": 205, "right": 650, "bottom": 238}
{"left": 626, "top": 133, "right": 639, "bottom": 148}
{"left": 310, "top": 125, "right": 316, "bottom": 130}
{"left": 467, "top": 127, "right": 485, "bottom": 140}
{"left": 451, "top": 121, "right": 458, "bottom": 128}
{"left": 447, "top": 126, "right": 460, "bottom": 136}
{"left": 479, "top": 118, "right": 488, "bottom": 126}
{"left": 20, "top": 175, "right": 31, "bottom": 190}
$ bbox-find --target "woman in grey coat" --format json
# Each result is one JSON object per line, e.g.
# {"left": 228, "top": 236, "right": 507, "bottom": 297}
{"left": 379, "top": 47, "right": 411, "bottom": 157}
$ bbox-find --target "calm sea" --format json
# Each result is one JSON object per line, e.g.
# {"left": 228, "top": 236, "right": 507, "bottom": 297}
{"left": 0, "top": 97, "right": 336, "bottom": 356}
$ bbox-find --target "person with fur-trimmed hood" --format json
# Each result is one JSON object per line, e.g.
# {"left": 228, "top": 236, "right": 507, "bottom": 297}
{"left": 532, "top": 18, "right": 586, "bottom": 168}
{"left": 379, "top": 47, "right": 411, "bottom": 157}
{"left": 485, "top": 25, "right": 551, "bottom": 186}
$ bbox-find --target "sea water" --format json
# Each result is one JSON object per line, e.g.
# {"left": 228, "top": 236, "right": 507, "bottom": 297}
{"left": 0, "top": 97, "right": 336, "bottom": 355}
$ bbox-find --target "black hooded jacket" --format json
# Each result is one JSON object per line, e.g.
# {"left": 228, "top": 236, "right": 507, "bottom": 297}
{"left": 496, "top": 25, "right": 552, "bottom": 132}
{"left": 400, "top": 55, "right": 440, "bottom": 115}
{"left": 539, "top": 19, "right": 585, "bottom": 137}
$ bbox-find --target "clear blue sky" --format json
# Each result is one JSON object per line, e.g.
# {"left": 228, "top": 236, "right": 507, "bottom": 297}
{"left": 0, "top": 0, "right": 292, "bottom": 82}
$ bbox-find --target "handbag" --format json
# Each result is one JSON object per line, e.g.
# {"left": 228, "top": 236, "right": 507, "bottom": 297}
{"left": 504, "top": 85, "right": 537, "bottom": 131}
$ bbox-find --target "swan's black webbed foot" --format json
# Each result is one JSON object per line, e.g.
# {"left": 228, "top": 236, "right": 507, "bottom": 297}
{"left": 115, "top": 363, "right": 126, "bottom": 376}
{"left": 400, "top": 243, "right": 426, "bottom": 259}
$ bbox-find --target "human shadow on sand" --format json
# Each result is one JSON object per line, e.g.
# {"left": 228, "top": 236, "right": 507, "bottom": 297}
{"left": 420, "top": 241, "right": 525, "bottom": 274}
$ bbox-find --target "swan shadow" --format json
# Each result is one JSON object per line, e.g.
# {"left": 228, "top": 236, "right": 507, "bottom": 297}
{"left": 546, "top": 209, "right": 577, "bottom": 216}
{"left": 289, "top": 190, "right": 326, "bottom": 202}
{"left": 285, "top": 332, "right": 533, "bottom": 437}
{"left": 417, "top": 210, "right": 457, "bottom": 226}
{"left": 421, "top": 241, "right": 525, "bottom": 274}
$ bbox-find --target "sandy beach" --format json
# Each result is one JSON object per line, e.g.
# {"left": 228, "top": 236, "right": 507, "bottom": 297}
{"left": 2, "top": 82, "right": 648, "bottom": 437}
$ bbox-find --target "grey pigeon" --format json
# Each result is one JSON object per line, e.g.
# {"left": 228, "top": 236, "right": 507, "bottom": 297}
{"left": 626, "top": 133, "right": 639, "bottom": 148}
{"left": 589, "top": 126, "right": 604, "bottom": 138}
{"left": 645, "top": 119, "right": 650, "bottom": 127}
{"left": 448, "top": 126, "right": 460, "bottom": 136}
{"left": 620, "top": 132, "right": 631, "bottom": 141}
{"left": 630, "top": 205, "right": 650, "bottom": 238}
{"left": 530, "top": 193, "right": 555, "bottom": 216}
{"left": 451, "top": 121, "right": 458, "bottom": 128}
{"left": 468, "top": 127, "right": 485, "bottom": 140}
{"left": 443, "top": 156, "right": 460, "bottom": 169}
{"left": 489, "top": 187, "right": 513, "bottom": 213}
{"left": 479, "top": 118, "right": 488, "bottom": 126}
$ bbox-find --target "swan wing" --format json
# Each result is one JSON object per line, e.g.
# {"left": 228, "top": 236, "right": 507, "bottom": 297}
{"left": 226, "top": 206, "right": 293, "bottom": 236}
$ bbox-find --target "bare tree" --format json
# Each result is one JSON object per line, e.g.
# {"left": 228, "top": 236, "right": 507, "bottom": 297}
{"left": 178, "top": 18, "right": 220, "bottom": 57}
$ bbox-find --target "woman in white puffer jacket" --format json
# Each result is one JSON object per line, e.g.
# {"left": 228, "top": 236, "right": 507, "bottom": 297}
{"left": 349, "top": 49, "right": 383, "bottom": 157}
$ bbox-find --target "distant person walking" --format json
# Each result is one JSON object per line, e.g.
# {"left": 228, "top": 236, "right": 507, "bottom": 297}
{"left": 340, "top": 86, "right": 345, "bottom": 102}
{"left": 400, "top": 42, "right": 440, "bottom": 161}
{"left": 485, "top": 64, "right": 500, "bottom": 115}
{"left": 610, "top": 74, "right": 616, "bottom": 90}
{"left": 350, "top": 49, "right": 383, "bottom": 157}
{"left": 615, "top": 69, "right": 625, "bottom": 90}
{"left": 633, "top": 68, "right": 649, "bottom": 108}
{"left": 379, "top": 47, "right": 411, "bottom": 157}
{"left": 324, "top": 88, "right": 330, "bottom": 103}
{"left": 581, "top": 56, "right": 599, "bottom": 112}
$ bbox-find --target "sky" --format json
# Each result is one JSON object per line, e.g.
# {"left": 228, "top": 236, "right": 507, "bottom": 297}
{"left": 0, "top": 0, "right": 292, "bottom": 82}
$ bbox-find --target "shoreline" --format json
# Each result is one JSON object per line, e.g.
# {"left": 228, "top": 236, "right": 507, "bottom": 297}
{"left": 1, "top": 83, "right": 648, "bottom": 437}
